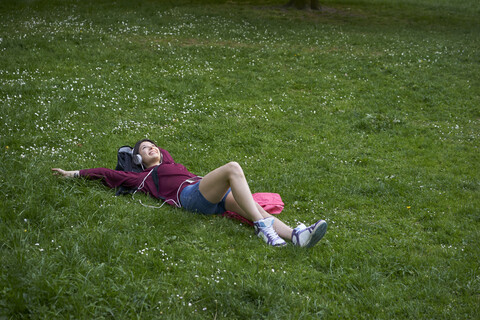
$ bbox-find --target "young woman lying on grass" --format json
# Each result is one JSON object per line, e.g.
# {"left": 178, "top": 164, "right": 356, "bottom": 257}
{"left": 52, "top": 139, "right": 327, "bottom": 248}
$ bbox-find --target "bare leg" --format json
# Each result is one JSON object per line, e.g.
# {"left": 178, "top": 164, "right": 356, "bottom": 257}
{"left": 224, "top": 193, "right": 294, "bottom": 240}
{"left": 198, "top": 162, "right": 264, "bottom": 222}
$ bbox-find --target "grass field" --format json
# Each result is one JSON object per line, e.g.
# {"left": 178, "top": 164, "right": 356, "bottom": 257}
{"left": 1, "top": 0, "right": 479, "bottom": 318}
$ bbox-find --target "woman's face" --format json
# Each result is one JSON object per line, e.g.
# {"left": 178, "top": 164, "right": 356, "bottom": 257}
{"left": 139, "top": 141, "right": 161, "bottom": 167}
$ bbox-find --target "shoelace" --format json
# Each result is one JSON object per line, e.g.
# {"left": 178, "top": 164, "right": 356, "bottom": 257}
{"left": 262, "top": 226, "right": 282, "bottom": 244}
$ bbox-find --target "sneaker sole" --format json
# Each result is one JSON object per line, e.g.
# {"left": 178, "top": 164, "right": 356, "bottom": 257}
{"left": 305, "top": 220, "right": 327, "bottom": 248}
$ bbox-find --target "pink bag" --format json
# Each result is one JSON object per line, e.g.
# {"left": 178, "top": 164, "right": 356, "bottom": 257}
{"left": 222, "top": 193, "right": 284, "bottom": 226}
{"left": 252, "top": 192, "right": 284, "bottom": 214}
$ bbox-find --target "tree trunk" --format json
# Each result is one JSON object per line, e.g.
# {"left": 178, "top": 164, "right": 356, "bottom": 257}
{"left": 285, "top": 0, "right": 321, "bottom": 11}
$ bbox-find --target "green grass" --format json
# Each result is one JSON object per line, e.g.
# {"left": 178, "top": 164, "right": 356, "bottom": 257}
{"left": 1, "top": 0, "right": 479, "bottom": 318}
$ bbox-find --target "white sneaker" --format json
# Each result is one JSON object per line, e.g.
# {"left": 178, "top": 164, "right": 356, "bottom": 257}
{"left": 254, "top": 217, "right": 287, "bottom": 247}
{"left": 292, "top": 220, "right": 327, "bottom": 248}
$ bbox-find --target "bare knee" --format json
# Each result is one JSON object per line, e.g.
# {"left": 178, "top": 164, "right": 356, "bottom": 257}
{"left": 225, "top": 161, "right": 244, "bottom": 179}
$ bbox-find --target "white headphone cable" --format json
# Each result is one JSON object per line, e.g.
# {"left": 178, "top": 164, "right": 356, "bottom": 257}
{"left": 132, "top": 168, "right": 202, "bottom": 209}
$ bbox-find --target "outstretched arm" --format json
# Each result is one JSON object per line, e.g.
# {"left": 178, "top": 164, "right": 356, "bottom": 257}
{"left": 52, "top": 167, "right": 142, "bottom": 190}
{"left": 52, "top": 168, "right": 80, "bottom": 178}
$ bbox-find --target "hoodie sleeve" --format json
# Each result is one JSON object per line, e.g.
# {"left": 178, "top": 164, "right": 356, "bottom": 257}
{"left": 79, "top": 168, "right": 141, "bottom": 189}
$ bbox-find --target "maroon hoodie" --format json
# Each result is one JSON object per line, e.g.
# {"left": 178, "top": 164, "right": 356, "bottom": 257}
{"left": 79, "top": 148, "right": 199, "bottom": 206}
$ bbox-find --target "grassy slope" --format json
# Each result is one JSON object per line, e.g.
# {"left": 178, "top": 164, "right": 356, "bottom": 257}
{"left": 0, "top": 0, "right": 479, "bottom": 318}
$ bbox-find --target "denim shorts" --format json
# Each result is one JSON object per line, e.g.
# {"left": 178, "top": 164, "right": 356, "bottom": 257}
{"left": 179, "top": 182, "right": 231, "bottom": 215}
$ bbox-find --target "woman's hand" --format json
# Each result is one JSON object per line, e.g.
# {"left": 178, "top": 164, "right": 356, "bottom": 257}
{"left": 51, "top": 168, "right": 79, "bottom": 178}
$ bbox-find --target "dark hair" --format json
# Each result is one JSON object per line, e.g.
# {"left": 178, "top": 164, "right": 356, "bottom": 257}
{"left": 133, "top": 139, "right": 157, "bottom": 156}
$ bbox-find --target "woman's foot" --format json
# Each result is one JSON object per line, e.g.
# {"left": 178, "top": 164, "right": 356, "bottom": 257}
{"left": 254, "top": 217, "right": 287, "bottom": 247}
{"left": 292, "top": 220, "right": 327, "bottom": 248}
